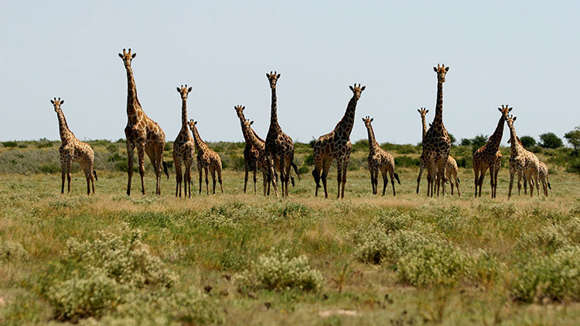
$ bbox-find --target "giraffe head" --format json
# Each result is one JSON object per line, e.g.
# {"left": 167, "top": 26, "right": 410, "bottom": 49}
{"left": 234, "top": 105, "right": 246, "bottom": 120}
{"left": 506, "top": 114, "right": 517, "bottom": 128}
{"left": 188, "top": 119, "right": 198, "bottom": 129}
{"left": 361, "top": 115, "right": 374, "bottom": 128}
{"left": 349, "top": 83, "right": 366, "bottom": 100}
{"left": 118, "top": 48, "right": 136, "bottom": 67}
{"left": 242, "top": 118, "right": 254, "bottom": 130}
{"left": 417, "top": 107, "right": 429, "bottom": 118}
{"left": 433, "top": 64, "right": 449, "bottom": 83}
{"left": 498, "top": 104, "right": 512, "bottom": 120}
{"left": 50, "top": 97, "right": 64, "bottom": 112}
{"left": 177, "top": 84, "right": 192, "bottom": 100}
{"left": 266, "top": 71, "right": 280, "bottom": 89}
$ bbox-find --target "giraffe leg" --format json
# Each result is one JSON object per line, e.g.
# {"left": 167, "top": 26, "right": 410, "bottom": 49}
{"left": 284, "top": 155, "right": 292, "bottom": 197}
{"left": 313, "top": 157, "right": 323, "bottom": 197}
{"left": 381, "top": 170, "right": 388, "bottom": 196}
{"left": 473, "top": 167, "right": 479, "bottom": 198}
{"left": 204, "top": 166, "right": 209, "bottom": 195}
{"left": 174, "top": 157, "right": 182, "bottom": 198}
{"left": 523, "top": 174, "right": 528, "bottom": 195}
{"left": 60, "top": 161, "right": 66, "bottom": 194}
{"left": 137, "top": 144, "right": 146, "bottom": 195}
{"left": 198, "top": 162, "right": 203, "bottom": 194}
{"left": 321, "top": 159, "right": 331, "bottom": 199}
{"left": 488, "top": 166, "right": 495, "bottom": 198}
{"left": 341, "top": 156, "right": 349, "bottom": 199}
{"left": 218, "top": 167, "right": 223, "bottom": 193}
{"left": 66, "top": 159, "right": 72, "bottom": 193}
{"left": 211, "top": 167, "right": 216, "bottom": 194}
{"left": 508, "top": 170, "right": 514, "bottom": 199}
{"left": 253, "top": 168, "right": 257, "bottom": 194}
{"left": 243, "top": 165, "right": 248, "bottom": 193}
{"left": 155, "top": 144, "right": 163, "bottom": 195}
{"left": 416, "top": 164, "right": 424, "bottom": 195}
{"left": 336, "top": 159, "right": 343, "bottom": 199}
{"left": 390, "top": 169, "right": 396, "bottom": 197}
{"left": 126, "top": 142, "right": 135, "bottom": 196}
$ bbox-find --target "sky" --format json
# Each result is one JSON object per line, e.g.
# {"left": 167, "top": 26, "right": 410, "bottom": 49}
{"left": 1, "top": 1, "right": 579, "bottom": 145}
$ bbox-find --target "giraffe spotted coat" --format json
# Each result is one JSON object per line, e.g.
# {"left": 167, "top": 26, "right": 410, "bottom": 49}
{"left": 188, "top": 120, "right": 223, "bottom": 195}
{"left": 362, "top": 116, "right": 400, "bottom": 196}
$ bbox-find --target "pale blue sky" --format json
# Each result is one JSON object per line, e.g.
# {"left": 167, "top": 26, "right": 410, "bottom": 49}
{"left": 1, "top": 1, "right": 578, "bottom": 145}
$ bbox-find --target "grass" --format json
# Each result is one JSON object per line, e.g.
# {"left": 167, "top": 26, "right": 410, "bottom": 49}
{"left": 0, "top": 141, "right": 579, "bottom": 325}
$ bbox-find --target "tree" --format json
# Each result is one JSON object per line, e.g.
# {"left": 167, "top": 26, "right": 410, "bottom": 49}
{"left": 471, "top": 135, "right": 488, "bottom": 153}
{"left": 564, "top": 127, "right": 580, "bottom": 151}
{"left": 539, "top": 132, "right": 563, "bottom": 149}
{"left": 460, "top": 138, "right": 471, "bottom": 146}
{"left": 448, "top": 133, "right": 456, "bottom": 145}
{"left": 519, "top": 136, "right": 536, "bottom": 148}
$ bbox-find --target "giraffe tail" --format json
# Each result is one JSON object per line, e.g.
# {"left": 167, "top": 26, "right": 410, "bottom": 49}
{"left": 93, "top": 170, "right": 98, "bottom": 181}
{"left": 394, "top": 172, "right": 401, "bottom": 185}
{"left": 547, "top": 181, "right": 551, "bottom": 190}
{"left": 291, "top": 161, "right": 301, "bottom": 180}
{"left": 312, "top": 169, "right": 320, "bottom": 188}
{"left": 456, "top": 177, "right": 460, "bottom": 184}
{"left": 162, "top": 161, "right": 169, "bottom": 179}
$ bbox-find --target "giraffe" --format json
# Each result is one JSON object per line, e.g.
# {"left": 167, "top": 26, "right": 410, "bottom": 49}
{"left": 264, "top": 71, "right": 294, "bottom": 197}
{"left": 506, "top": 115, "right": 540, "bottom": 199}
{"left": 507, "top": 136, "right": 528, "bottom": 195}
{"left": 188, "top": 120, "right": 223, "bottom": 195}
{"left": 237, "top": 112, "right": 279, "bottom": 196}
{"left": 418, "top": 64, "right": 451, "bottom": 197}
{"left": 537, "top": 161, "right": 551, "bottom": 196}
{"left": 362, "top": 116, "right": 401, "bottom": 196}
{"left": 118, "top": 48, "right": 168, "bottom": 195}
{"left": 51, "top": 98, "right": 97, "bottom": 195}
{"left": 312, "top": 83, "right": 365, "bottom": 198}
{"left": 445, "top": 156, "right": 461, "bottom": 197}
{"left": 235, "top": 105, "right": 262, "bottom": 193}
{"left": 173, "top": 85, "right": 195, "bottom": 198}
{"left": 472, "top": 105, "right": 511, "bottom": 198}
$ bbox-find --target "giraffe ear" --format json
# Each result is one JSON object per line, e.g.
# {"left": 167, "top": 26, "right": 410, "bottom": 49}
{"left": 513, "top": 116, "right": 517, "bottom": 122}
{"left": 349, "top": 85, "right": 354, "bottom": 92}
{"left": 250, "top": 121, "right": 254, "bottom": 125}
{"left": 426, "top": 109, "right": 429, "bottom": 113}
{"left": 177, "top": 87, "right": 180, "bottom": 93}
{"left": 188, "top": 87, "right": 192, "bottom": 93}
{"left": 118, "top": 53, "right": 123, "bottom": 58}
{"left": 51, "top": 99, "right": 54, "bottom": 104}
{"left": 361, "top": 86, "right": 366, "bottom": 91}
{"left": 433, "top": 67, "right": 438, "bottom": 72}
{"left": 60, "top": 100, "right": 64, "bottom": 105}
{"left": 131, "top": 53, "right": 136, "bottom": 59}
{"left": 370, "top": 118, "right": 373, "bottom": 122}
{"left": 508, "top": 107, "right": 512, "bottom": 112}
{"left": 445, "top": 66, "right": 449, "bottom": 72}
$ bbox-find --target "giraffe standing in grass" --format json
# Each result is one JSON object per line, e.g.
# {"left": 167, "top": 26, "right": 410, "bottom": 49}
{"left": 472, "top": 105, "right": 511, "bottom": 198}
{"left": 264, "top": 71, "right": 294, "bottom": 197}
{"left": 235, "top": 105, "right": 261, "bottom": 193}
{"left": 119, "top": 48, "right": 168, "bottom": 195}
{"left": 312, "top": 84, "right": 365, "bottom": 199}
{"left": 237, "top": 113, "right": 278, "bottom": 196}
{"left": 537, "top": 161, "right": 551, "bottom": 196}
{"left": 188, "top": 120, "right": 223, "bottom": 195}
{"left": 362, "top": 116, "right": 400, "bottom": 196}
{"left": 173, "top": 85, "right": 195, "bottom": 198}
{"left": 506, "top": 115, "right": 540, "bottom": 199}
{"left": 417, "top": 65, "right": 452, "bottom": 197}
{"left": 51, "top": 98, "right": 97, "bottom": 195}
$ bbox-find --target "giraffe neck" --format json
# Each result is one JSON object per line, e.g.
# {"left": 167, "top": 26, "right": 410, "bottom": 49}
{"left": 365, "top": 124, "right": 379, "bottom": 154}
{"left": 247, "top": 126, "right": 266, "bottom": 151}
{"left": 124, "top": 65, "right": 141, "bottom": 124}
{"left": 486, "top": 115, "right": 505, "bottom": 152}
{"left": 181, "top": 98, "right": 188, "bottom": 129}
{"left": 335, "top": 95, "right": 358, "bottom": 137}
{"left": 269, "top": 86, "right": 280, "bottom": 130}
{"left": 432, "top": 80, "right": 444, "bottom": 131}
{"left": 56, "top": 110, "right": 74, "bottom": 142}
{"left": 508, "top": 124, "right": 522, "bottom": 156}
{"left": 191, "top": 125, "right": 208, "bottom": 153}
{"left": 420, "top": 115, "right": 427, "bottom": 141}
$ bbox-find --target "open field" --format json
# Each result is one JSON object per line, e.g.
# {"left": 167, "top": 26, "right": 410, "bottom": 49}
{"left": 1, "top": 141, "right": 580, "bottom": 325}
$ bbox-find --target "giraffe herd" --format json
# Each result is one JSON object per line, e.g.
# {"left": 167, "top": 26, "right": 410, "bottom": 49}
{"left": 50, "top": 48, "right": 553, "bottom": 199}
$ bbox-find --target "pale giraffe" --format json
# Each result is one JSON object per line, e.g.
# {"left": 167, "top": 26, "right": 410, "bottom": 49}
{"left": 118, "top": 48, "right": 168, "bottom": 195}
{"left": 188, "top": 120, "right": 223, "bottom": 194}
{"left": 537, "top": 161, "right": 551, "bottom": 196}
{"left": 235, "top": 105, "right": 262, "bottom": 193}
{"left": 362, "top": 116, "right": 401, "bottom": 196}
{"left": 418, "top": 64, "right": 451, "bottom": 197}
{"left": 472, "top": 105, "right": 511, "bottom": 198}
{"left": 173, "top": 85, "right": 195, "bottom": 198}
{"left": 444, "top": 155, "right": 461, "bottom": 197}
{"left": 264, "top": 71, "right": 294, "bottom": 197}
{"left": 506, "top": 115, "right": 540, "bottom": 199}
{"left": 237, "top": 113, "right": 279, "bottom": 196}
{"left": 51, "top": 98, "right": 97, "bottom": 195}
{"left": 312, "top": 84, "right": 365, "bottom": 199}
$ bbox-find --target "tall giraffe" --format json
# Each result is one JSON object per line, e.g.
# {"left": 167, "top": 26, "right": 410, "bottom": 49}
{"left": 51, "top": 98, "right": 97, "bottom": 195}
{"left": 506, "top": 115, "right": 540, "bottom": 199}
{"left": 312, "top": 84, "right": 365, "bottom": 198}
{"left": 173, "top": 85, "right": 195, "bottom": 198}
{"left": 118, "top": 48, "right": 168, "bottom": 195}
{"left": 188, "top": 120, "right": 223, "bottom": 194}
{"left": 418, "top": 64, "right": 451, "bottom": 197}
{"left": 472, "top": 105, "right": 511, "bottom": 198}
{"left": 237, "top": 112, "right": 278, "bottom": 196}
{"left": 235, "top": 105, "right": 261, "bottom": 193}
{"left": 362, "top": 116, "right": 400, "bottom": 196}
{"left": 264, "top": 71, "right": 294, "bottom": 197}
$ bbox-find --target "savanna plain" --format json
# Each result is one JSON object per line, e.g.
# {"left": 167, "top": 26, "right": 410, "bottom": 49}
{"left": 1, "top": 140, "right": 579, "bottom": 325}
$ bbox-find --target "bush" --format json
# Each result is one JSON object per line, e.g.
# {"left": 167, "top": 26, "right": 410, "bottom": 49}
{"left": 460, "top": 138, "right": 471, "bottom": 146}
{"left": 512, "top": 246, "right": 580, "bottom": 303}
{"left": 0, "top": 240, "right": 29, "bottom": 261}
{"left": 539, "top": 132, "right": 563, "bottom": 149}
{"left": 515, "top": 225, "right": 571, "bottom": 255}
{"left": 394, "top": 155, "right": 420, "bottom": 167}
{"left": 519, "top": 136, "right": 536, "bottom": 148}
{"left": 471, "top": 135, "right": 488, "bottom": 153}
{"left": 2, "top": 141, "right": 18, "bottom": 148}
{"left": 564, "top": 127, "right": 580, "bottom": 151}
{"left": 236, "top": 249, "right": 323, "bottom": 292}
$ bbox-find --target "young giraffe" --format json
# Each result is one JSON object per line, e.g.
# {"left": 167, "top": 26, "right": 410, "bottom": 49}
{"left": 51, "top": 98, "right": 97, "bottom": 195}
{"left": 537, "top": 161, "right": 551, "bottom": 196}
{"left": 418, "top": 108, "right": 460, "bottom": 197}
{"left": 188, "top": 120, "right": 223, "bottom": 195}
{"left": 472, "top": 105, "right": 511, "bottom": 198}
{"left": 507, "top": 136, "right": 528, "bottom": 195}
{"left": 362, "top": 116, "right": 401, "bottom": 196}
{"left": 238, "top": 113, "right": 279, "bottom": 196}
{"left": 265, "top": 71, "right": 294, "bottom": 197}
{"left": 312, "top": 84, "right": 366, "bottom": 199}
{"left": 418, "top": 64, "right": 451, "bottom": 197}
{"left": 118, "top": 48, "right": 168, "bottom": 195}
{"left": 235, "top": 105, "right": 262, "bottom": 193}
{"left": 506, "top": 115, "right": 540, "bottom": 199}
{"left": 173, "top": 85, "right": 195, "bottom": 198}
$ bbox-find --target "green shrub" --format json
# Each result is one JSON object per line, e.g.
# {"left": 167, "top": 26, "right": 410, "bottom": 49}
{"left": 516, "top": 225, "right": 570, "bottom": 254}
{"left": 2, "top": 141, "right": 18, "bottom": 148}
{"left": 236, "top": 249, "right": 323, "bottom": 292}
{"left": 0, "top": 240, "right": 29, "bottom": 261}
{"left": 394, "top": 155, "right": 420, "bottom": 167}
{"left": 512, "top": 246, "right": 580, "bottom": 303}
{"left": 467, "top": 249, "right": 503, "bottom": 285}
{"left": 39, "top": 163, "right": 60, "bottom": 174}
